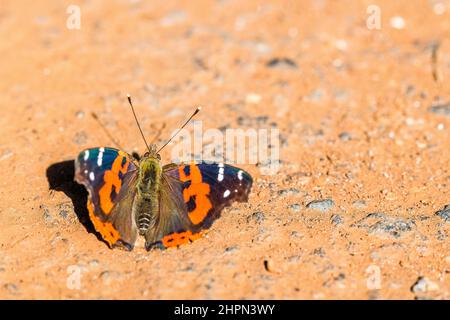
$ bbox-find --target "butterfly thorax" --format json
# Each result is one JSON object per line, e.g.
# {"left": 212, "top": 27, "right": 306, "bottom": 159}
{"left": 134, "top": 154, "right": 162, "bottom": 235}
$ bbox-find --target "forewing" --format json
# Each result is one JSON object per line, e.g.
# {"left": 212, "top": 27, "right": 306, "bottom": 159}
{"left": 75, "top": 147, "right": 139, "bottom": 249}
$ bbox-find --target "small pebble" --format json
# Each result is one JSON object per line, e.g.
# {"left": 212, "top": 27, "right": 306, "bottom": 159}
{"left": 40, "top": 204, "right": 53, "bottom": 223}
{"left": 306, "top": 199, "right": 335, "bottom": 212}
{"left": 288, "top": 204, "right": 301, "bottom": 212}
{"left": 331, "top": 214, "right": 344, "bottom": 225}
{"left": 428, "top": 103, "right": 450, "bottom": 116}
{"left": 435, "top": 205, "right": 450, "bottom": 222}
{"left": 411, "top": 277, "right": 439, "bottom": 293}
{"left": 313, "top": 247, "right": 326, "bottom": 257}
{"left": 247, "top": 211, "right": 265, "bottom": 224}
{"left": 338, "top": 132, "right": 352, "bottom": 141}
{"left": 263, "top": 259, "right": 281, "bottom": 274}
{"left": 369, "top": 217, "right": 415, "bottom": 238}
{"left": 266, "top": 57, "right": 297, "bottom": 69}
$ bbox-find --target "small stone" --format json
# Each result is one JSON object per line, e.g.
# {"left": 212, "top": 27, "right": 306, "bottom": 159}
{"left": 435, "top": 205, "right": 450, "bottom": 222}
{"left": 411, "top": 277, "right": 439, "bottom": 293}
{"left": 288, "top": 204, "right": 301, "bottom": 212}
{"left": 313, "top": 247, "right": 326, "bottom": 257}
{"left": 369, "top": 217, "right": 415, "bottom": 238}
{"left": 40, "top": 204, "right": 53, "bottom": 223}
{"left": 428, "top": 102, "right": 450, "bottom": 116}
{"left": 225, "top": 245, "right": 238, "bottom": 252}
{"left": 263, "top": 259, "right": 281, "bottom": 274}
{"left": 290, "top": 231, "right": 303, "bottom": 239}
{"left": 75, "top": 111, "right": 85, "bottom": 119}
{"left": 266, "top": 57, "right": 297, "bottom": 69}
{"left": 331, "top": 214, "right": 344, "bottom": 225}
{"left": 338, "top": 132, "right": 352, "bottom": 141}
{"left": 247, "top": 211, "right": 265, "bottom": 224}
{"left": 306, "top": 199, "right": 335, "bottom": 212}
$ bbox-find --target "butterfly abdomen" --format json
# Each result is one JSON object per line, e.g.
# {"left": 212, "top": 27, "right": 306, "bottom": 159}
{"left": 135, "top": 157, "right": 162, "bottom": 235}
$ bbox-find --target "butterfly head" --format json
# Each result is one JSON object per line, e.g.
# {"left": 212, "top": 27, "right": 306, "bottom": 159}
{"left": 138, "top": 144, "right": 162, "bottom": 189}
{"left": 142, "top": 144, "right": 161, "bottom": 161}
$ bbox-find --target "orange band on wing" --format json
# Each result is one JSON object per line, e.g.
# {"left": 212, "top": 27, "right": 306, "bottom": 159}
{"left": 99, "top": 151, "right": 130, "bottom": 214}
{"left": 178, "top": 164, "right": 212, "bottom": 225}
{"left": 87, "top": 199, "right": 120, "bottom": 247}
{"left": 161, "top": 230, "right": 204, "bottom": 248}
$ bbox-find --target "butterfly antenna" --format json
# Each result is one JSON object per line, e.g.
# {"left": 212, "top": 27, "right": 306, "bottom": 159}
{"left": 90, "top": 112, "right": 125, "bottom": 150}
{"left": 156, "top": 106, "right": 201, "bottom": 153}
{"left": 127, "top": 94, "right": 151, "bottom": 153}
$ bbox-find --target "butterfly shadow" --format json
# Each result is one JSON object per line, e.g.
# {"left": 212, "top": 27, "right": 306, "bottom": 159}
{"left": 46, "top": 160, "right": 102, "bottom": 240}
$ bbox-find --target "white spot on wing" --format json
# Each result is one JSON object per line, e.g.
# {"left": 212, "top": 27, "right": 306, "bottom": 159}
{"left": 237, "top": 170, "right": 243, "bottom": 180}
{"left": 223, "top": 189, "right": 230, "bottom": 198}
{"left": 218, "top": 165, "right": 225, "bottom": 182}
{"left": 89, "top": 172, "right": 95, "bottom": 181}
{"left": 83, "top": 150, "right": 89, "bottom": 161}
{"left": 97, "top": 148, "right": 105, "bottom": 166}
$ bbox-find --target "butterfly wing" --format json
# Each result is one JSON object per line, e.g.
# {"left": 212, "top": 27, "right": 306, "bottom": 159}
{"left": 74, "top": 147, "right": 139, "bottom": 249}
{"left": 145, "top": 162, "right": 253, "bottom": 250}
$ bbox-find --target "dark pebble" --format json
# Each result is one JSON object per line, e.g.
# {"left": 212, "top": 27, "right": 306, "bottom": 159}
{"left": 352, "top": 213, "right": 415, "bottom": 238}
{"left": 313, "top": 247, "right": 326, "bottom": 257}
{"left": 435, "top": 205, "right": 450, "bottom": 222}
{"left": 40, "top": 204, "right": 53, "bottom": 223}
{"left": 338, "top": 132, "right": 352, "bottom": 141}
{"left": 266, "top": 57, "right": 298, "bottom": 69}
{"left": 247, "top": 211, "right": 265, "bottom": 224}
{"left": 331, "top": 214, "right": 344, "bottom": 225}
{"left": 428, "top": 102, "right": 450, "bottom": 116}
{"left": 369, "top": 218, "right": 415, "bottom": 238}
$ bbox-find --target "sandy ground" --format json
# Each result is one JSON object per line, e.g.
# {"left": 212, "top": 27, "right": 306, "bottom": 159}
{"left": 0, "top": 0, "right": 449, "bottom": 299}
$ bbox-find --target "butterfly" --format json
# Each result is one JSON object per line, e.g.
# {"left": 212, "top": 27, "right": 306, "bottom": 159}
{"left": 74, "top": 96, "right": 253, "bottom": 251}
